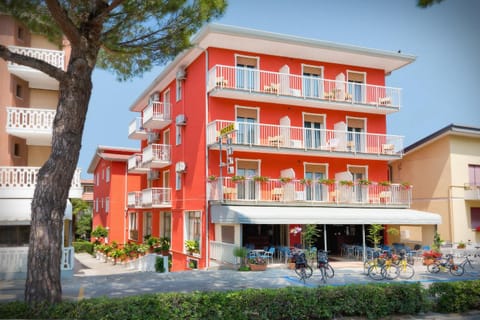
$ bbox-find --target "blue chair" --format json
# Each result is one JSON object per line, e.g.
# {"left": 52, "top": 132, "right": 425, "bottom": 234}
{"left": 261, "top": 247, "right": 275, "bottom": 264}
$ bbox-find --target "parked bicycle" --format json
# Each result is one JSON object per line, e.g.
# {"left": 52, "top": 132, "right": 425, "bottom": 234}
{"left": 317, "top": 250, "right": 334, "bottom": 283}
{"left": 367, "top": 252, "right": 399, "bottom": 280}
{"left": 293, "top": 252, "right": 313, "bottom": 284}
{"left": 427, "top": 253, "right": 464, "bottom": 276}
{"left": 453, "top": 255, "right": 475, "bottom": 276}
{"left": 394, "top": 250, "right": 415, "bottom": 280}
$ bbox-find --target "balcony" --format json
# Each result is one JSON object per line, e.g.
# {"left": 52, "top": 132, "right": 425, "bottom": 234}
{"left": 208, "top": 178, "right": 411, "bottom": 207}
{"left": 142, "top": 144, "right": 171, "bottom": 168}
{"left": 127, "top": 154, "right": 149, "bottom": 174}
{"left": 7, "top": 46, "right": 65, "bottom": 90}
{"left": 207, "top": 120, "right": 403, "bottom": 160}
{"left": 128, "top": 117, "right": 148, "bottom": 140}
{"left": 464, "top": 184, "right": 480, "bottom": 200}
{"left": 141, "top": 188, "right": 172, "bottom": 208}
{"left": 6, "top": 107, "right": 55, "bottom": 145}
{"left": 0, "top": 166, "right": 82, "bottom": 199}
{"left": 142, "top": 101, "right": 171, "bottom": 129}
{"left": 127, "top": 191, "right": 143, "bottom": 208}
{"left": 207, "top": 65, "right": 402, "bottom": 115}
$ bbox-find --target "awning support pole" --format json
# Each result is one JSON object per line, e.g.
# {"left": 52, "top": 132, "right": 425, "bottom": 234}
{"left": 362, "top": 224, "right": 366, "bottom": 262}
{"left": 323, "top": 224, "right": 327, "bottom": 251}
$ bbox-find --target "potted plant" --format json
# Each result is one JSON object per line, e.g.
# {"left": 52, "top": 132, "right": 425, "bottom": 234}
{"left": 279, "top": 177, "right": 292, "bottom": 184}
{"left": 248, "top": 256, "right": 267, "bottom": 271}
{"left": 253, "top": 175, "right": 269, "bottom": 183}
{"left": 340, "top": 180, "right": 354, "bottom": 187}
{"left": 208, "top": 175, "right": 217, "bottom": 182}
{"left": 233, "top": 246, "right": 249, "bottom": 270}
{"left": 159, "top": 237, "right": 170, "bottom": 255}
{"left": 318, "top": 178, "right": 335, "bottom": 185}
{"left": 378, "top": 181, "right": 391, "bottom": 187}
{"left": 185, "top": 239, "right": 199, "bottom": 255}
{"left": 422, "top": 250, "right": 442, "bottom": 265}
{"left": 300, "top": 178, "right": 312, "bottom": 185}
{"left": 145, "top": 236, "right": 160, "bottom": 253}
{"left": 457, "top": 241, "right": 466, "bottom": 249}
{"left": 231, "top": 175, "right": 245, "bottom": 183}
{"left": 401, "top": 182, "right": 412, "bottom": 189}
{"left": 358, "top": 179, "right": 371, "bottom": 186}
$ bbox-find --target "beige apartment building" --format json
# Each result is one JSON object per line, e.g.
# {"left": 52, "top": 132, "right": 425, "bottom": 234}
{"left": 0, "top": 14, "right": 82, "bottom": 279}
{"left": 391, "top": 124, "right": 480, "bottom": 246}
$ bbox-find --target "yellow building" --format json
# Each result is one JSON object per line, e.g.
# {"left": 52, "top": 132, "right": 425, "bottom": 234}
{"left": 391, "top": 124, "right": 480, "bottom": 246}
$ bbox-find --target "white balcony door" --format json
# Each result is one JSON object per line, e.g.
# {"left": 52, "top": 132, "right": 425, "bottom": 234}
{"left": 302, "top": 65, "right": 323, "bottom": 98}
{"left": 237, "top": 160, "right": 258, "bottom": 200}
{"left": 236, "top": 56, "right": 258, "bottom": 91}
{"left": 305, "top": 164, "right": 327, "bottom": 201}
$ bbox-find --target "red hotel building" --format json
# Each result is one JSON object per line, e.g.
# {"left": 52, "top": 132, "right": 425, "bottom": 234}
{"left": 92, "top": 24, "right": 441, "bottom": 271}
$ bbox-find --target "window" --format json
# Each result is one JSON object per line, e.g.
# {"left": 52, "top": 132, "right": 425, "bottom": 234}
{"left": 471, "top": 208, "right": 480, "bottom": 229}
{"left": 176, "top": 125, "right": 182, "bottom": 145}
{"left": 236, "top": 160, "right": 259, "bottom": 200}
{"left": 16, "top": 84, "right": 23, "bottom": 99}
{"left": 13, "top": 143, "right": 20, "bottom": 157}
{"left": 469, "top": 165, "right": 480, "bottom": 186}
{"left": 160, "top": 212, "right": 172, "bottom": 240}
{"left": 236, "top": 107, "right": 258, "bottom": 145}
{"left": 95, "top": 173, "right": 99, "bottom": 186}
{"left": 95, "top": 199, "right": 98, "bottom": 212}
{"left": 304, "top": 114, "right": 325, "bottom": 149}
{"left": 129, "top": 212, "right": 138, "bottom": 240}
{"left": 176, "top": 79, "right": 182, "bottom": 101}
{"left": 347, "top": 117, "right": 366, "bottom": 152}
{"left": 235, "top": 56, "right": 258, "bottom": 90}
{"left": 347, "top": 71, "right": 366, "bottom": 103}
{"left": 163, "top": 89, "right": 171, "bottom": 107}
{"left": 143, "top": 212, "right": 152, "bottom": 238}
{"left": 105, "top": 197, "right": 109, "bottom": 213}
{"left": 106, "top": 166, "right": 110, "bottom": 183}
{"left": 176, "top": 172, "right": 182, "bottom": 191}
{"left": 185, "top": 211, "right": 201, "bottom": 251}
{"left": 17, "top": 26, "right": 25, "bottom": 41}
{"left": 0, "top": 226, "right": 30, "bottom": 246}
{"left": 304, "top": 164, "right": 327, "bottom": 201}
{"left": 221, "top": 226, "right": 235, "bottom": 244}
{"left": 302, "top": 65, "right": 323, "bottom": 98}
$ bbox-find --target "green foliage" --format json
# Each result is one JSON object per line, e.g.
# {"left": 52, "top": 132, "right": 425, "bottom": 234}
{"left": 432, "top": 231, "right": 443, "bottom": 252}
{"left": 302, "top": 224, "right": 320, "bottom": 249}
{"left": 4, "top": 281, "right": 480, "bottom": 319}
{"left": 155, "top": 256, "right": 166, "bottom": 273}
{"left": 418, "top": 0, "right": 444, "bottom": 8}
{"left": 233, "top": 246, "right": 248, "bottom": 268}
{"left": 185, "top": 239, "right": 199, "bottom": 253}
{"left": 91, "top": 225, "right": 108, "bottom": 239}
{"left": 72, "top": 240, "right": 94, "bottom": 254}
{"left": 75, "top": 213, "right": 92, "bottom": 240}
{"left": 367, "top": 224, "right": 384, "bottom": 249}
{"left": 159, "top": 237, "right": 170, "bottom": 250}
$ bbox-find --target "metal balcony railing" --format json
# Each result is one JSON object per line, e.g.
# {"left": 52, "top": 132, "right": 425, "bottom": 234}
{"left": 207, "top": 120, "right": 403, "bottom": 156}
{"left": 464, "top": 183, "right": 480, "bottom": 200}
{"left": 207, "top": 65, "right": 401, "bottom": 110}
{"left": 8, "top": 46, "right": 65, "bottom": 70}
{"left": 142, "top": 101, "right": 171, "bottom": 129}
{"left": 142, "top": 144, "right": 171, "bottom": 167}
{"left": 127, "top": 191, "right": 143, "bottom": 208}
{"left": 141, "top": 187, "right": 172, "bottom": 208}
{"left": 128, "top": 117, "right": 147, "bottom": 139}
{"left": 208, "top": 177, "right": 411, "bottom": 207}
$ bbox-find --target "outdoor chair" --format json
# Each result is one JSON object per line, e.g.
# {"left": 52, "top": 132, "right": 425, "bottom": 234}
{"left": 261, "top": 247, "right": 275, "bottom": 264}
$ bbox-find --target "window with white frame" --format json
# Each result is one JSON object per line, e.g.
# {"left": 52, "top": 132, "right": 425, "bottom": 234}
{"left": 176, "top": 125, "right": 182, "bottom": 145}
{"left": 95, "top": 199, "right": 98, "bottom": 212}
{"left": 105, "top": 197, "right": 109, "bottom": 213}
{"left": 176, "top": 79, "right": 182, "bottom": 101}
{"left": 160, "top": 212, "right": 172, "bottom": 240}
{"left": 143, "top": 212, "right": 152, "bottom": 238}
{"left": 176, "top": 172, "right": 182, "bottom": 191}
{"left": 185, "top": 211, "right": 201, "bottom": 251}
{"left": 129, "top": 212, "right": 138, "bottom": 240}
{"left": 106, "top": 166, "right": 110, "bottom": 182}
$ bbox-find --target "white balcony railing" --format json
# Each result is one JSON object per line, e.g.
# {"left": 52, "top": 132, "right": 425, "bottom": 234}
{"left": 142, "top": 101, "right": 171, "bottom": 129}
{"left": 128, "top": 117, "right": 147, "bottom": 140}
{"left": 208, "top": 177, "right": 411, "bottom": 207}
{"left": 142, "top": 144, "right": 171, "bottom": 167}
{"left": 8, "top": 46, "right": 65, "bottom": 70}
{"left": 127, "top": 191, "right": 143, "bottom": 208}
{"left": 0, "top": 166, "right": 82, "bottom": 198}
{"left": 464, "top": 184, "right": 480, "bottom": 200}
{"left": 210, "top": 240, "right": 238, "bottom": 265}
{"left": 141, "top": 188, "right": 172, "bottom": 208}
{"left": 207, "top": 120, "right": 403, "bottom": 156}
{"left": 208, "top": 65, "right": 401, "bottom": 110}
{"left": 6, "top": 107, "right": 55, "bottom": 131}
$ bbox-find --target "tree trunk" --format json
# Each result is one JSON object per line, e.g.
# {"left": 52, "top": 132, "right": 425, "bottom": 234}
{"left": 24, "top": 52, "right": 93, "bottom": 304}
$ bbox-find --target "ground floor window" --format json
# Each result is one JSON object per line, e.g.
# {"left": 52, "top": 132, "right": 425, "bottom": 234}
{"left": 129, "top": 212, "right": 138, "bottom": 241}
{"left": 185, "top": 211, "right": 201, "bottom": 252}
{"left": 160, "top": 211, "right": 171, "bottom": 240}
{"left": 471, "top": 207, "right": 480, "bottom": 229}
{"left": 143, "top": 212, "right": 152, "bottom": 239}
{"left": 0, "top": 225, "right": 30, "bottom": 246}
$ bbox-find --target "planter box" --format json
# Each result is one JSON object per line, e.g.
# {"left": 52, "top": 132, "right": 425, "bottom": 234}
{"left": 249, "top": 264, "right": 267, "bottom": 271}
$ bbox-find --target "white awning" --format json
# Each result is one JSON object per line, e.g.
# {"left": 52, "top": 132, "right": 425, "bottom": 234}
{"left": 0, "top": 199, "right": 72, "bottom": 225}
{"left": 210, "top": 205, "right": 441, "bottom": 225}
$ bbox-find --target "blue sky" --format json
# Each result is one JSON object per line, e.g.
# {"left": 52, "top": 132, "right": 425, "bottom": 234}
{"left": 79, "top": 0, "right": 480, "bottom": 179}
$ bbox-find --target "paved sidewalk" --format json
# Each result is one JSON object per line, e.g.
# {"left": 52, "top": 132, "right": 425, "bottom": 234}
{"left": 1, "top": 253, "right": 479, "bottom": 319}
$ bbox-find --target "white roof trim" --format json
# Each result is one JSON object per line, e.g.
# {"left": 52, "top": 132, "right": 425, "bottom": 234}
{"left": 211, "top": 205, "right": 441, "bottom": 225}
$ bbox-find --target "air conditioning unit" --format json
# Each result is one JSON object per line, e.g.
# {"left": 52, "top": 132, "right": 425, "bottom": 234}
{"left": 175, "top": 161, "right": 187, "bottom": 173}
{"left": 176, "top": 114, "right": 187, "bottom": 125}
{"left": 147, "top": 171, "right": 159, "bottom": 180}
{"left": 147, "top": 132, "right": 158, "bottom": 143}
{"left": 176, "top": 67, "right": 187, "bottom": 80}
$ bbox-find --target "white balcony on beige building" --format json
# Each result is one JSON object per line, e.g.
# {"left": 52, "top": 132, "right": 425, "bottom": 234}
{"left": 207, "top": 65, "right": 402, "bottom": 115}
{"left": 0, "top": 166, "right": 82, "bottom": 199}
{"left": 7, "top": 46, "right": 65, "bottom": 90}
{"left": 142, "top": 101, "right": 171, "bottom": 129}
{"left": 6, "top": 107, "right": 55, "bottom": 145}
{"left": 142, "top": 144, "right": 171, "bottom": 168}
{"left": 464, "top": 184, "right": 480, "bottom": 200}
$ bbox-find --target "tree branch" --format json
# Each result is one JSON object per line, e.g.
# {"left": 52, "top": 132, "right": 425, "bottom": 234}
{"left": 0, "top": 44, "right": 66, "bottom": 82}
{"left": 45, "top": 0, "right": 81, "bottom": 46}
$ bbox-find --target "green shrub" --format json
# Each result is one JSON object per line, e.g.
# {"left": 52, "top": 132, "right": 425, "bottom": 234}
{"left": 72, "top": 240, "right": 94, "bottom": 254}
{"left": 1, "top": 281, "right": 478, "bottom": 319}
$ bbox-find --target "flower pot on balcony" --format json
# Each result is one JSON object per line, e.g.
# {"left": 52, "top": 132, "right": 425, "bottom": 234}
{"left": 249, "top": 263, "right": 267, "bottom": 271}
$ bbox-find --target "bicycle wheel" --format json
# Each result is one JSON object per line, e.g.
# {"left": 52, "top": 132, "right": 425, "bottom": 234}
{"left": 382, "top": 264, "right": 400, "bottom": 280}
{"left": 449, "top": 264, "right": 464, "bottom": 276}
{"left": 427, "top": 263, "right": 440, "bottom": 273}
{"left": 364, "top": 260, "right": 373, "bottom": 274}
{"left": 325, "top": 263, "right": 335, "bottom": 278}
{"left": 319, "top": 266, "right": 326, "bottom": 283}
{"left": 398, "top": 263, "right": 415, "bottom": 280}
{"left": 367, "top": 265, "right": 384, "bottom": 280}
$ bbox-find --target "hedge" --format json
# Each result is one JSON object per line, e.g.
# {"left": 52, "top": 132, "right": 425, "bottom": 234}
{"left": 0, "top": 280, "right": 479, "bottom": 319}
{"left": 72, "top": 240, "right": 94, "bottom": 254}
